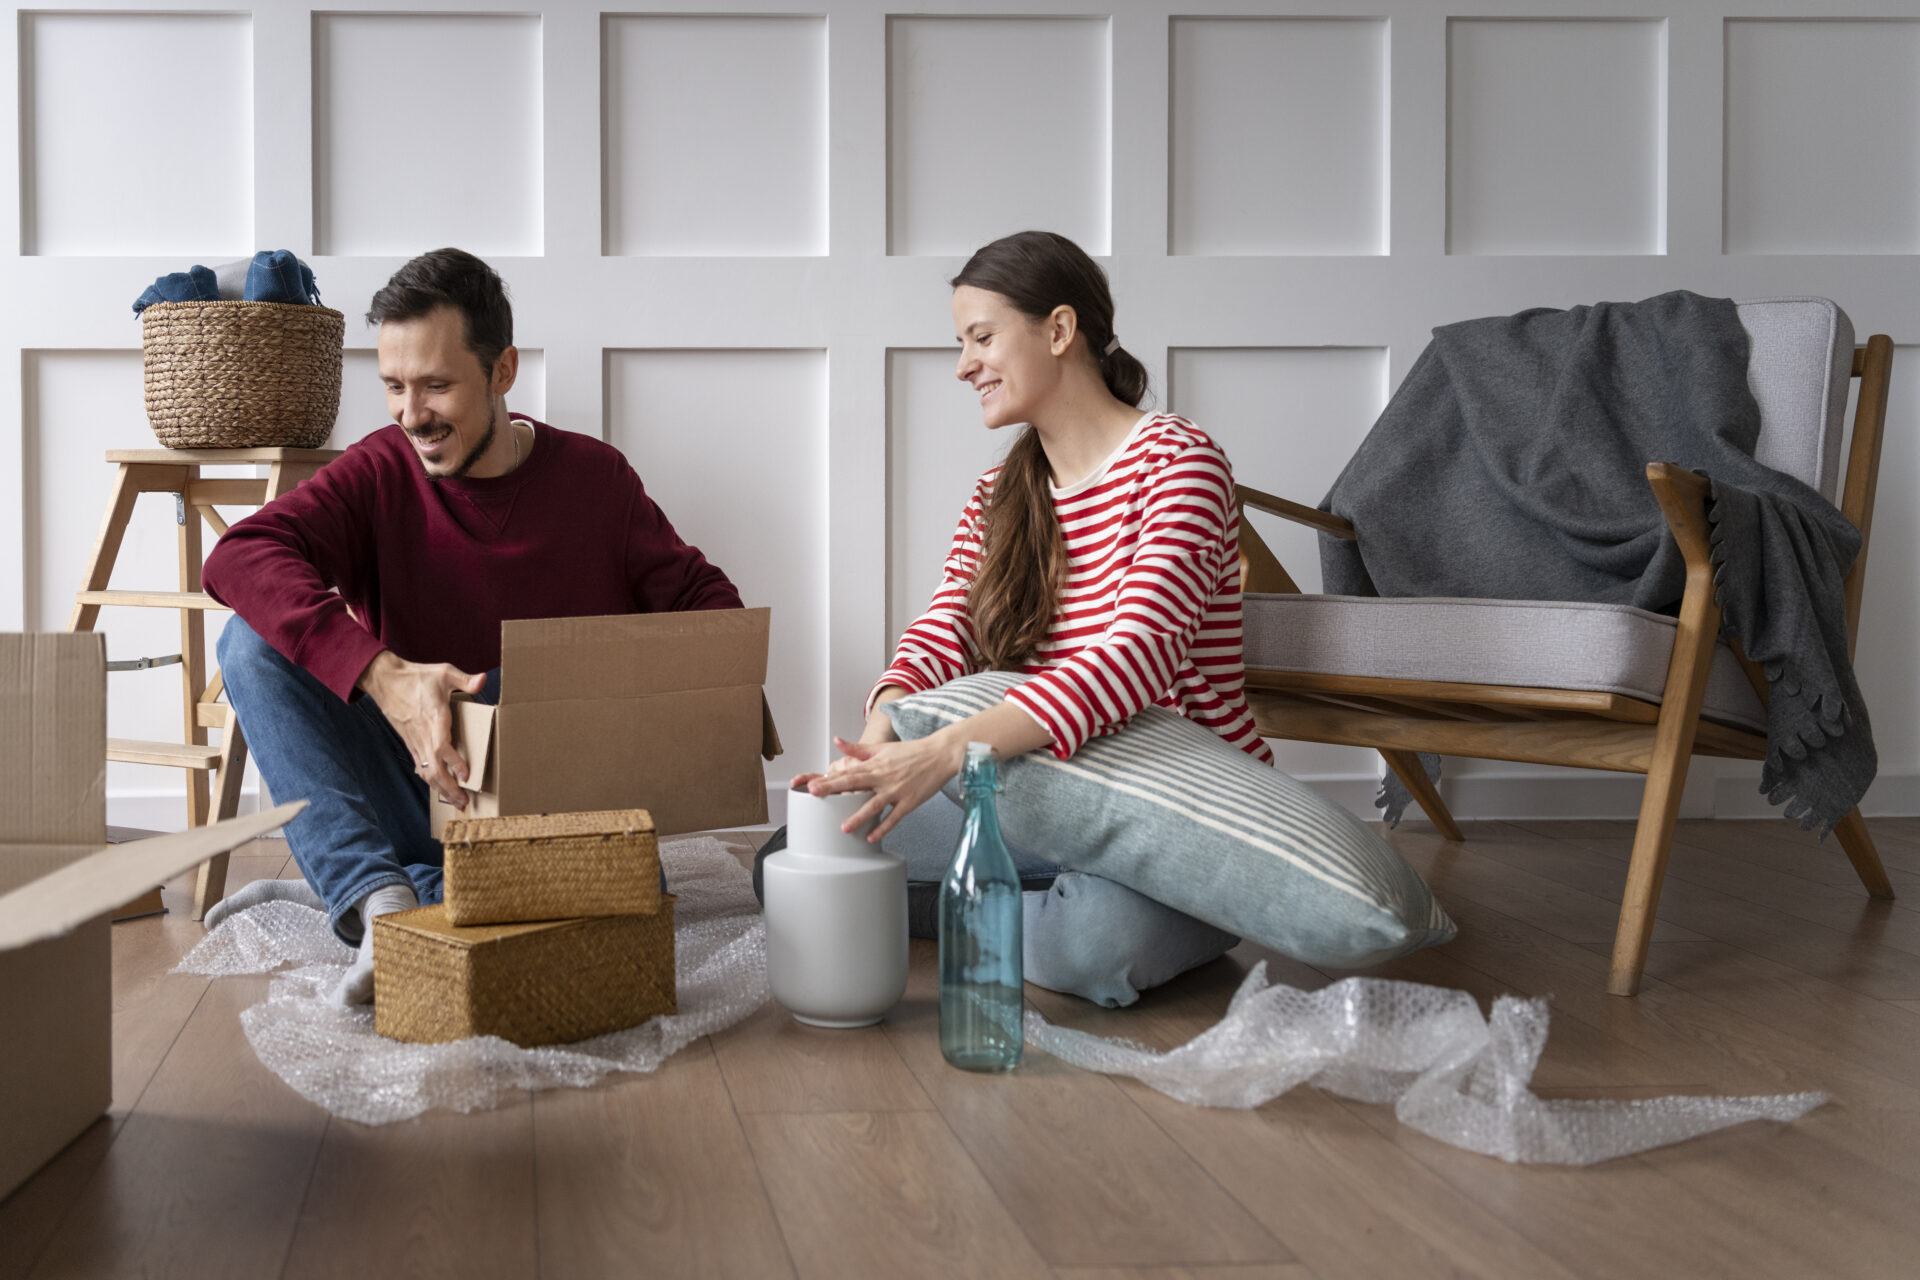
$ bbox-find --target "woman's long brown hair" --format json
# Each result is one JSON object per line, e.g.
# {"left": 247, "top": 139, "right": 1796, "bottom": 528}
{"left": 952, "top": 231, "right": 1150, "bottom": 670}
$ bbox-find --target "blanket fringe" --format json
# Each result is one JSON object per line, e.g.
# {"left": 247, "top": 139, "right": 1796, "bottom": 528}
{"left": 1705, "top": 481, "right": 1852, "bottom": 836}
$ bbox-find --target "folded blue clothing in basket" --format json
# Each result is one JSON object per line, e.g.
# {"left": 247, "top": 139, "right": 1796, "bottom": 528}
{"left": 133, "top": 250, "right": 321, "bottom": 315}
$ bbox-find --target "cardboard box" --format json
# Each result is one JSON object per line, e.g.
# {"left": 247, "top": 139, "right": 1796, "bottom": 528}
{"left": 0, "top": 633, "right": 304, "bottom": 1200}
{"left": 429, "top": 608, "right": 782, "bottom": 840}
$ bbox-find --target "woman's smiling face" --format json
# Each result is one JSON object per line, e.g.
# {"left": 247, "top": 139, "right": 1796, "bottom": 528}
{"left": 952, "top": 285, "right": 1068, "bottom": 430}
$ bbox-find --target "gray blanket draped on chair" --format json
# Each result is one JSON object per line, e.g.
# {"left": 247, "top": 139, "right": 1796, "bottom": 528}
{"left": 1319, "top": 290, "right": 1874, "bottom": 835}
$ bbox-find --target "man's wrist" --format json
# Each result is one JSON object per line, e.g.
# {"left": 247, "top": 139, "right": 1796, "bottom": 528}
{"left": 354, "top": 649, "right": 399, "bottom": 696}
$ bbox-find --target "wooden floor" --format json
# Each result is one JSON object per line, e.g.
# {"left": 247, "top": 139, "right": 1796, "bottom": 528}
{"left": 5, "top": 817, "right": 1920, "bottom": 1279}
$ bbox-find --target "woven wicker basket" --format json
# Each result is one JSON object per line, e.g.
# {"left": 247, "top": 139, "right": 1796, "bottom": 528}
{"left": 441, "top": 809, "right": 661, "bottom": 926}
{"left": 140, "top": 300, "right": 344, "bottom": 449}
{"left": 373, "top": 898, "right": 677, "bottom": 1047}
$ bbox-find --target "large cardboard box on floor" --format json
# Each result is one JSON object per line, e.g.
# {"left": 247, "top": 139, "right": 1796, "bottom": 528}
{"left": 0, "top": 633, "right": 302, "bottom": 1200}
{"left": 429, "top": 608, "right": 782, "bottom": 840}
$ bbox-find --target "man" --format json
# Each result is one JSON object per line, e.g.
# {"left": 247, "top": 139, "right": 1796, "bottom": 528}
{"left": 203, "top": 248, "right": 741, "bottom": 1003}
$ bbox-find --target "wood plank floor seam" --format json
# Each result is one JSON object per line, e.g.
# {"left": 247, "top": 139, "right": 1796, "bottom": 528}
{"left": 529, "top": 1088, "right": 542, "bottom": 1280}
{"left": 923, "top": 1072, "right": 1063, "bottom": 1267}
{"left": 277, "top": 1115, "right": 333, "bottom": 1280}
{"left": 714, "top": 1030, "right": 806, "bottom": 1280}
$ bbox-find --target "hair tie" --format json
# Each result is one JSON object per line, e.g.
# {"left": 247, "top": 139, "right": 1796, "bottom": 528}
{"left": 1103, "top": 335, "right": 1121, "bottom": 356}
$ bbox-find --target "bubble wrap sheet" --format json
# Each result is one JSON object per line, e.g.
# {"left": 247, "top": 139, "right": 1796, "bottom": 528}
{"left": 173, "top": 836, "right": 768, "bottom": 1126}
{"left": 1025, "top": 962, "right": 1826, "bottom": 1165}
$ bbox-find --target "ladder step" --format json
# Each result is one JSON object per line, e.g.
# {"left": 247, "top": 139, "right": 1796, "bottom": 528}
{"left": 76, "top": 590, "right": 229, "bottom": 611}
{"left": 108, "top": 738, "right": 222, "bottom": 769}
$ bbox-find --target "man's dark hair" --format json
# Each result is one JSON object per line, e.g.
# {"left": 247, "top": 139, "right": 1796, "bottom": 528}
{"left": 366, "top": 248, "right": 513, "bottom": 378}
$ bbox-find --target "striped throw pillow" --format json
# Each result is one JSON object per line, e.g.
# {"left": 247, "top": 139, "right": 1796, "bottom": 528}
{"left": 882, "top": 671, "right": 1456, "bottom": 968}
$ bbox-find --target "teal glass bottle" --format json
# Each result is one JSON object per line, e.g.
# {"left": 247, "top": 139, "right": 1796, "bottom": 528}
{"left": 938, "top": 742, "right": 1024, "bottom": 1072}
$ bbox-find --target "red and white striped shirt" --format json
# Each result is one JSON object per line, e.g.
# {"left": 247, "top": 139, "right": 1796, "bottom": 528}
{"left": 874, "top": 414, "right": 1273, "bottom": 764}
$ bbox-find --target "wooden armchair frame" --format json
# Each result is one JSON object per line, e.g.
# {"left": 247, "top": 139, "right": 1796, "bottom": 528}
{"left": 1237, "top": 335, "right": 1897, "bottom": 996}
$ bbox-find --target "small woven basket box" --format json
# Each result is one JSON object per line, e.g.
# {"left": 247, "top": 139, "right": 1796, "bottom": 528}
{"left": 373, "top": 809, "right": 676, "bottom": 1048}
{"left": 440, "top": 809, "right": 662, "bottom": 925}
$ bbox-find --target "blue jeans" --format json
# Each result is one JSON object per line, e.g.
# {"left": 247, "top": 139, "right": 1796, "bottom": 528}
{"left": 218, "top": 618, "right": 499, "bottom": 944}
{"left": 886, "top": 795, "right": 1239, "bottom": 1009}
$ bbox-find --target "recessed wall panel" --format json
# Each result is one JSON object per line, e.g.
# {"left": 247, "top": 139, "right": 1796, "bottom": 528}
{"left": 315, "top": 15, "right": 543, "bottom": 255}
{"left": 888, "top": 17, "right": 1109, "bottom": 256}
{"left": 1447, "top": 19, "right": 1665, "bottom": 255}
{"left": 1169, "top": 346, "right": 1387, "bottom": 779}
{"left": 603, "top": 16, "right": 826, "bottom": 256}
{"left": 1170, "top": 18, "right": 1387, "bottom": 256}
{"left": 23, "top": 13, "right": 252, "bottom": 255}
{"left": 606, "top": 351, "right": 825, "bottom": 779}
{"left": 336, "top": 350, "right": 548, "bottom": 450}
{"left": 886, "top": 349, "right": 1014, "bottom": 647}
{"left": 1725, "top": 21, "right": 1920, "bottom": 255}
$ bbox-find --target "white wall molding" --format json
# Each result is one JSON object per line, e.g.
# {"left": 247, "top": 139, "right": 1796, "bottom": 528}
{"left": 14, "top": 0, "right": 1920, "bottom": 829}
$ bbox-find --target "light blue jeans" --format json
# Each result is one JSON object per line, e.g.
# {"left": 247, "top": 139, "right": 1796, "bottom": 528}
{"left": 886, "top": 794, "right": 1238, "bottom": 1008}
{"left": 217, "top": 617, "right": 498, "bottom": 944}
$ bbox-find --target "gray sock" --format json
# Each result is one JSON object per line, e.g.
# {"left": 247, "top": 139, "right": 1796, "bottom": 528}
{"left": 203, "top": 876, "right": 323, "bottom": 932}
{"left": 331, "top": 884, "right": 419, "bottom": 1006}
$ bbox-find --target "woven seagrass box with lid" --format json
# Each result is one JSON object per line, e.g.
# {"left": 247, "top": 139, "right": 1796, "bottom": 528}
{"left": 372, "top": 901, "right": 676, "bottom": 1047}
{"left": 373, "top": 808, "right": 675, "bottom": 1048}
{"left": 440, "top": 808, "right": 661, "bottom": 925}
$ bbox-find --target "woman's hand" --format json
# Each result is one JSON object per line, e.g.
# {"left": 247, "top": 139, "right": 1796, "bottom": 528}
{"left": 801, "top": 733, "right": 968, "bottom": 842}
{"left": 789, "top": 694, "right": 1054, "bottom": 841}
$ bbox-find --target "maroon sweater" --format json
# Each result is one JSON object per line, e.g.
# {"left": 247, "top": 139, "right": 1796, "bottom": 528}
{"left": 203, "top": 417, "right": 742, "bottom": 701}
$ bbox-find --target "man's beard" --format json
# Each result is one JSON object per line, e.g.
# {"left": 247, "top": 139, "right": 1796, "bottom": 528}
{"left": 423, "top": 406, "right": 500, "bottom": 482}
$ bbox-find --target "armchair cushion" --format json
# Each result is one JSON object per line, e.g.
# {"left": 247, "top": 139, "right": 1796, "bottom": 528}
{"left": 1242, "top": 593, "right": 1767, "bottom": 732}
{"left": 881, "top": 670, "right": 1457, "bottom": 970}
{"left": 1739, "top": 297, "right": 1853, "bottom": 502}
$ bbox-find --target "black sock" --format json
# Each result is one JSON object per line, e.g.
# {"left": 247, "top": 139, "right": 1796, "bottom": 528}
{"left": 750, "top": 826, "right": 787, "bottom": 905}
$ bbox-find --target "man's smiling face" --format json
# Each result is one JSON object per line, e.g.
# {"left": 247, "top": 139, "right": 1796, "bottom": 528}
{"left": 378, "top": 304, "right": 511, "bottom": 480}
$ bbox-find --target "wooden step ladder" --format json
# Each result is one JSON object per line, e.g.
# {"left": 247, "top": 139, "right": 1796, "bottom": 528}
{"left": 69, "top": 447, "right": 339, "bottom": 919}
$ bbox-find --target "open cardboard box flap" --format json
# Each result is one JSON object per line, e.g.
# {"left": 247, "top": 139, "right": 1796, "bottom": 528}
{"left": 1, "top": 631, "right": 308, "bottom": 1201}
{"left": 434, "top": 607, "right": 780, "bottom": 837}
{"left": 0, "top": 803, "right": 306, "bottom": 951}
{"left": 500, "top": 608, "right": 770, "bottom": 703}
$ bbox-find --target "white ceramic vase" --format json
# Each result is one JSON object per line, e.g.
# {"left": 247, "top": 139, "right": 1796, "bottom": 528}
{"left": 763, "top": 786, "right": 909, "bottom": 1028}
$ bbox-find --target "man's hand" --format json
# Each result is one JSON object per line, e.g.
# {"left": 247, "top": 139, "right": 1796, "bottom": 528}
{"left": 355, "top": 650, "right": 485, "bottom": 808}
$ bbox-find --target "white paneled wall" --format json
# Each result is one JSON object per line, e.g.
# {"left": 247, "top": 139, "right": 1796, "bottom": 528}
{"left": 1446, "top": 19, "right": 1667, "bottom": 255}
{"left": 605, "top": 349, "right": 829, "bottom": 779}
{"left": 21, "top": 13, "right": 253, "bottom": 256}
{"left": 313, "top": 14, "right": 544, "bottom": 255}
{"left": 602, "top": 15, "right": 827, "bottom": 256}
{"left": 886, "top": 348, "right": 1012, "bottom": 648}
{"left": 4, "top": 0, "right": 1920, "bottom": 831}
{"left": 1169, "top": 18, "right": 1388, "bottom": 256}
{"left": 1723, "top": 20, "right": 1920, "bottom": 255}
{"left": 887, "top": 16, "right": 1112, "bottom": 256}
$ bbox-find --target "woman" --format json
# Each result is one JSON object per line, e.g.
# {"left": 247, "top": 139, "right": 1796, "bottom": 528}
{"left": 797, "top": 230, "right": 1270, "bottom": 1007}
